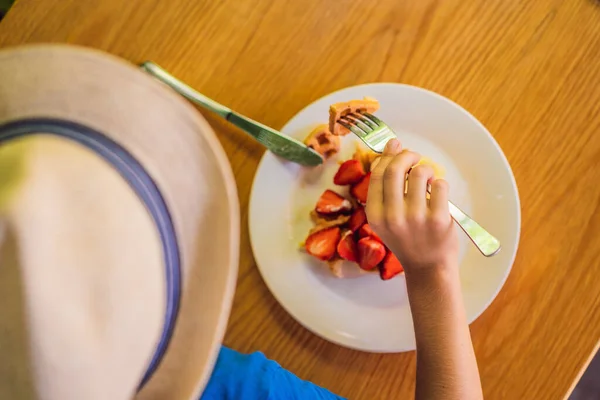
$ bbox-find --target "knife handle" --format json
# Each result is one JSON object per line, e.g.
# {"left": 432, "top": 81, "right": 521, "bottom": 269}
{"left": 140, "top": 61, "right": 231, "bottom": 119}
{"left": 141, "top": 62, "right": 272, "bottom": 143}
{"left": 140, "top": 61, "right": 323, "bottom": 166}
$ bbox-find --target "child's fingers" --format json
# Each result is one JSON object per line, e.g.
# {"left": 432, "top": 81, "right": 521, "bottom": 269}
{"left": 366, "top": 140, "right": 401, "bottom": 224}
{"left": 406, "top": 164, "right": 434, "bottom": 214}
{"left": 382, "top": 151, "right": 421, "bottom": 211}
{"left": 429, "top": 179, "right": 450, "bottom": 217}
{"left": 383, "top": 139, "right": 402, "bottom": 156}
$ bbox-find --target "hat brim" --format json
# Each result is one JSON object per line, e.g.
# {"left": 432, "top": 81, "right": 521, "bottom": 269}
{"left": 0, "top": 44, "right": 240, "bottom": 399}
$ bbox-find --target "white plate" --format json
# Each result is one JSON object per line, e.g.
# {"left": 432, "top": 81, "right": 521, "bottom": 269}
{"left": 249, "top": 83, "right": 521, "bottom": 352}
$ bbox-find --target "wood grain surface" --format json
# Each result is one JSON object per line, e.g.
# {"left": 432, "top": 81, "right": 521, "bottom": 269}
{"left": 2, "top": 0, "right": 600, "bottom": 398}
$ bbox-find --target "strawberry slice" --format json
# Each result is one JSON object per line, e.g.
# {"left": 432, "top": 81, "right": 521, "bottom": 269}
{"left": 333, "top": 159, "right": 366, "bottom": 185}
{"left": 305, "top": 227, "right": 341, "bottom": 261}
{"left": 337, "top": 231, "right": 358, "bottom": 262}
{"left": 348, "top": 207, "right": 367, "bottom": 232}
{"left": 358, "top": 223, "right": 383, "bottom": 243}
{"left": 350, "top": 172, "right": 371, "bottom": 205}
{"left": 357, "top": 237, "right": 386, "bottom": 270}
{"left": 315, "top": 189, "right": 353, "bottom": 216}
{"left": 379, "top": 251, "right": 404, "bottom": 280}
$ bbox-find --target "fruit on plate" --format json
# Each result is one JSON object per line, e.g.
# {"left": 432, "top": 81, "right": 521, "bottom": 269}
{"left": 333, "top": 159, "right": 366, "bottom": 185}
{"left": 315, "top": 189, "right": 353, "bottom": 216}
{"left": 357, "top": 237, "right": 386, "bottom": 270}
{"left": 353, "top": 145, "right": 380, "bottom": 171}
{"left": 303, "top": 124, "right": 341, "bottom": 160}
{"left": 350, "top": 172, "right": 371, "bottom": 205}
{"left": 304, "top": 227, "right": 341, "bottom": 261}
{"left": 348, "top": 207, "right": 367, "bottom": 232}
{"left": 337, "top": 231, "right": 358, "bottom": 262}
{"left": 379, "top": 251, "right": 404, "bottom": 280}
{"left": 329, "top": 97, "right": 380, "bottom": 136}
{"left": 309, "top": 211, "right": 350, "bottom": 234}
{"left": 302, "top": 149, "right": 404, "bottom": 280}
{"left": 358, "top": 223, "right": 383, "bottom": 243}
{"left": 302, "top": 98, "right": 449, "bottom": 281}
{"left": 416, "top": 156, "right": 445, "bottom": 179}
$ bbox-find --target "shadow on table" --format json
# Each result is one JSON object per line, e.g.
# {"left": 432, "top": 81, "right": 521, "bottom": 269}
{"left": 569, "top": 351, "right": 600, "bottom": 399}
{"left": 0, "top": 0, "right": 14, "bottom": 20}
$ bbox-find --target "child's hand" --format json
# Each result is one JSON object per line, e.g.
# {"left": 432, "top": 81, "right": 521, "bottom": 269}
{"left": 366, "top": 139, "right": 459, "bottom": 274}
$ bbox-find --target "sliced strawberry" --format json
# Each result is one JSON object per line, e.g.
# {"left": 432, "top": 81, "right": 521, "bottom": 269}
{"left": 333, "top": 159, "right": 366, "bottom": 185}
{"left": 357, "top": 237, "right": 386, "bottom": 270}
{"left": 305, "top": 227, "right": 341, "bottom": 261}
{"left": 358, "top": 223, "right": 383, "bottom": 243}
{"left": 379, "top": 251, "right": 404, "bottom": 280}
{"left": 348, "top": 207, "right": 367, "bottom": 232}
{"left": 315, "top": 189, "right": 353, "bottom": 215}
{"left": 350, "top": 172, "right": 371, "bottom": 205}
{"left": 337, "top": 231, "right": 358, "bottom": 262}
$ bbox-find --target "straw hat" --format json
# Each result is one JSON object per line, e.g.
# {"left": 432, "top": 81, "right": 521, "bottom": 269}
{"left": 0, "top": 44, "right": 240, "bottom": 400}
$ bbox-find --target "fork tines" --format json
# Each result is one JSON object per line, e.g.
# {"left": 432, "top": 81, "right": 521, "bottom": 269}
{"left": 338, "top": 112, "right": 382, "bottom": 135}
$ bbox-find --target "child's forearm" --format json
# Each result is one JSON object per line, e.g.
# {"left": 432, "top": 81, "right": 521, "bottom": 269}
{"left": 365, "top": 141, "right": 483, "bottom": 398}
{"left": 406, "top": 267, "right": 483, "bottom": 400}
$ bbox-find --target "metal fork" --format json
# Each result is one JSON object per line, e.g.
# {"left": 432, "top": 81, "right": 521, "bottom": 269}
{"left": 339, "top": 112, "right": 501, "bottom": 257}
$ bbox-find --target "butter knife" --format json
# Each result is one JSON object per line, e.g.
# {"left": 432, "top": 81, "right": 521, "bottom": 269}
{"left": 140, "top": 62, "right": 323, "bottom": 167}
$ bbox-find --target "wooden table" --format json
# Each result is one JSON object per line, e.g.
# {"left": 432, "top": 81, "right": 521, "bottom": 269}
{"left": 2, "top": 0, "right": 599, "bottom": 398}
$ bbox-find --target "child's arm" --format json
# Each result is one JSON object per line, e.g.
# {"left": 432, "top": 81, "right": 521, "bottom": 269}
{"left": 367, "top": 139, "right": 483, "bottom": 400}
{"left": 407, "top": 267, "right": 482, "bottom": 400}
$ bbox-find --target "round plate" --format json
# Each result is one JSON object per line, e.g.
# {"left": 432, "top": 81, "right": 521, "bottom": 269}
{"left": 249, "top": 83, "right": 520, "bottom": 352}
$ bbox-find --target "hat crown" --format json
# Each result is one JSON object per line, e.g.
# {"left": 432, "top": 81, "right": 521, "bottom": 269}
{"left": 0, "top": 44, "right": 240, "bottom": 400}
{"left": 0, "top": 136, "right": 165, "bottom": 399}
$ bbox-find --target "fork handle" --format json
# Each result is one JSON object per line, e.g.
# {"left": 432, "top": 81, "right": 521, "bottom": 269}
{"left": 448, "top": 201, "right": 501, "bottom": 257}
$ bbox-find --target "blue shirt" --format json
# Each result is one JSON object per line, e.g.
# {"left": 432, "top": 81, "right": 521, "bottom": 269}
{"left": 201, "top": 347, "right": 346, "bottom": 400}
